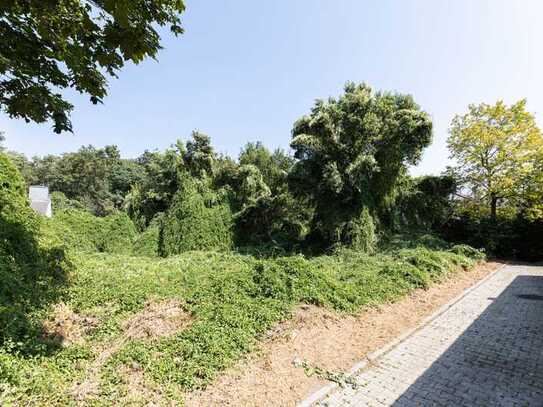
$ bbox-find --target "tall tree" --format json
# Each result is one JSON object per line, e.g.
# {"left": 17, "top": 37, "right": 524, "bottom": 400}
{"left": 239, "top": 142, "right": 294, "bottom": 194}
{"left": 448, "top": 100, "right": 543, "bottom": 220}
{"left": 31, "top": 145, "right": 122, "bottom": 214}
{"left": 183, "top": 131, "right": 216, "bottom": 178}
{"left": 125, "top": 145, "right": 181, "bottom": 228}
{"left": 289, "top": 82, "right": 432, "bottom": 249}
{"left": 0, "top": 0, "right": 185, "bottom": 133}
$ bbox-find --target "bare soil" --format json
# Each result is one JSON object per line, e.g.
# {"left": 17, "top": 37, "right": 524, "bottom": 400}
{"left": 123, "top": 299, "right": 193, "bottom": 340}
{"left": 70, "top": 299, "right": 192, "bottom": 402}
{"left": 42, "top": 303, "right": 99, "bottom": 346}
{"left": 185, "top": 262, "right": 501, "bottom": 407}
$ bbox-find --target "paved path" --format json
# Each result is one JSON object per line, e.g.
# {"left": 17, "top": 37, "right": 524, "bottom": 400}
{"left": 303, "top": 264, "right": 543, "bottom": 407}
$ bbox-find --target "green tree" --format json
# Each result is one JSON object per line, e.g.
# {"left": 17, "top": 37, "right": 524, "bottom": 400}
{"left": 0, "top": 0, "right": 185, "bottom": 133}
{"left": 289, "top": 82, "right": 433, "bottom": 249}
{"left": 6, "top": 151, "right": 36, "bottom": 186}
{"left": 387, "top": 174, "right": 457, "bottom": 231}
{"left": 239, "top": 142, "right": 294, "bottom": 193}
{"left": 448, "top": 100, "right": 543, "bottom": 220}
{"left": 162, "top": 174, "right": 233, "bottom": 254}
{"left": 108, "top": 159, "right": 147, "bottom": 207}
{"left": 31, "top": 145, "right": 122, "bottom": 214}
{"left": 183, "top": 131, "right": 216, "bottom": 178}
{"left": 125, "top": 144, "right": 183, "bottom": 228}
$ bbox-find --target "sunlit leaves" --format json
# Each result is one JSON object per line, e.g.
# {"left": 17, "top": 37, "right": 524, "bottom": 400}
{"left": 289, "top": 82, "right": 433, "bottom": 247}
{"left": 448, "top": 100, "right": 543, "bottom": 218}
{"left": 0, "top": 0, "right": 185, "bottom": 132}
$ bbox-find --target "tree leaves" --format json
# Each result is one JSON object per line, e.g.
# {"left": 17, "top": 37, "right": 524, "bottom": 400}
{"left": 289, "top": 82, "right": 433, "bottom": 248}
{"left": 0, "top": 0, "right": 185, "bottom": 132}
{"left": 448, "top": 100, "right": 543, "bottom": 218}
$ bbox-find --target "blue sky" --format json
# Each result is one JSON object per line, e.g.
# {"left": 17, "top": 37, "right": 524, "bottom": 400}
{"left": 2, "top": 0, "right": 542, "bottom": 175}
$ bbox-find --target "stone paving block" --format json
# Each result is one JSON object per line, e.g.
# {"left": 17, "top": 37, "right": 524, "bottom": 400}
{"left": 304, "top": 265, "right": 543, "bottom": 407}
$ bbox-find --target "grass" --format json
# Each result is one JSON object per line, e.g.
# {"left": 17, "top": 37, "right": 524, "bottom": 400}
{"left": 0, "top": 241, "right": 483, "bottom": 405}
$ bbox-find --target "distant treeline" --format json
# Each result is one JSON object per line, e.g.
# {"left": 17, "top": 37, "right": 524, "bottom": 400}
{"left": 4, "top": 84, "right": 543, "bottom": 259}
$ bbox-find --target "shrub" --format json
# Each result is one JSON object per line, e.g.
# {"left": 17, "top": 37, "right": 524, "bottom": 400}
{"left": 132, "top": 215, "right": 162, "bottom": 257}
{"left": 0, "top": 153, "right": 70, "bottom": 354}
{"left": 99, "top": 212, "right": 137, "bottom": 255}
{"left": 443, "top": 214, "right": 542, "bottom": 261}
{"left": 41, "top": 208, "right": 137, "bottom": 255}
{"left": 162, "top": 177, "right": 234, "bottom": 255}
{"left": 50, "top": 191, "right": 86, "bottom": 212}
{"left": 396, "top": 248, "right": 455, "bottom": 281}
{"left": 0, "top": 152, "right": 39, "bottom": 258}
{"left": 379, "top": 261, "right": 431, "bottom": 289}
{"left": 340, "top": 207, "right": 377, "bottom": 254}
{"left": 449, "top": 244, "right": 485, "bottom": 261}
{"left": 41, "top": 208, "right": 101, "bottom": 252}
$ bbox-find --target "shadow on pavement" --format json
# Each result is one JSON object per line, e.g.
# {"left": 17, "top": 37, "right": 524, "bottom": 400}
{"left": 391, "top": 272, "right": 543, "bottom": 406}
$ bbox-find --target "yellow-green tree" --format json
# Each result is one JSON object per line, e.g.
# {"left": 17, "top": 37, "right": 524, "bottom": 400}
{"left": 448, "top": 100, "right": 543, "bottom": 220}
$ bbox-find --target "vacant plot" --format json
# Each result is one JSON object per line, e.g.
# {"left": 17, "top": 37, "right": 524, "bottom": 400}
{"left": 185, "top": 262, "right": 500, "bottom": 407}
{"left": 0, "top": 245, "right": 485, "bottom": 405}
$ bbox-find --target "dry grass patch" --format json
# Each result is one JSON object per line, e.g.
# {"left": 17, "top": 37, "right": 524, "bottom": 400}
{"left": 185, "top": 262, "right": 501, "bottom": 407}
{"left": 115, "top": 363, "right": 173, "bottom": 406}
{"left": 123, "top": 299, "right": 193, "bottom": 341}
{"left": 71, "top": 299, "right": 192, "bottom": 403}
{"left": 42, "top": 303, "right": 99, "bottom": 346}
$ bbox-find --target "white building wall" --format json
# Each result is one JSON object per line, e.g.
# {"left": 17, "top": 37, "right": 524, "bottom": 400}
{"left": 29, "top": 186, "right": 52, "bottom": 218}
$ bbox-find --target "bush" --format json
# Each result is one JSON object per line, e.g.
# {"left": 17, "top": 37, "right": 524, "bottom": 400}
{"left": 449, "top": 244, "right": 485, "bottom": 261}
{"left": 443, "top": 214, "right": 542, "bottom": 261}
{"left": 99, "top": 212, "right": 137, "bottom": 255}
{"left": 50, "top": 191, "right": 86, "bottom": 212}
{"left": 395, "top": 247, "right": 477, "bottom": 282}
{"left": 41, "top": 208, "right": 102, "bottom": 252}
{"left": 41, "top": 208, "right": 138, "bottom": 255}
{"left": 132, "top": 215, "right": 162, "bottom": 257}
{"left": 0, "top": 153, "right": 70, "bottom": 354}
{"left": 379, "top": 261, "right": 431, "bottom": 289}
{"left": 380, "top": 233, "right": 450, "bottom": 252}
{"left": 342, "top": 207, "right": 377, "bottom": 254}
{"left": 0, "top": 152, "right": 39, "bottom": 258}
{"left": 162, "top": 177, "right": 234, "bottom": 255}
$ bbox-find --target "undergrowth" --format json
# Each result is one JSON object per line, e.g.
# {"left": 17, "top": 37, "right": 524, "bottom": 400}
{"left": 0, "top": 154, "right": 485, "bottom": 405}
{"left": 0, "top": 245, "right": 483, "bottom": 405}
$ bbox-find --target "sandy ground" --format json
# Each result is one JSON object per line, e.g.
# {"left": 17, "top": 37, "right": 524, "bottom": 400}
{"left": 185, "top": 262, "right": 501, "bottom": 407}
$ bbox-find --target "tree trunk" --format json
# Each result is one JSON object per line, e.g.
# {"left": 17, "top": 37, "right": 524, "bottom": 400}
{"left": 490, "top": 193, "right": 498, "bottom": 221}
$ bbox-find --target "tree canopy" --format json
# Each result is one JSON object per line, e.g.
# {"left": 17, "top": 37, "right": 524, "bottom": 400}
{"left": 448, "top": 99, "right": 543, "bottom": 219}
{"left": 0, "top": 0, "right": 185, "bottom": 133}
{"left": 289, "top": 82, "right": 433, "bottom": 249}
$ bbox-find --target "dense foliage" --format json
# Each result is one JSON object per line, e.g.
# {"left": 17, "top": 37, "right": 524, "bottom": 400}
{"left": 6, "top": 88, "right": 541, "bottom": 261}
{"left": 162, "top": 176, "right": 234, "bottom": 254}
{"left": 289, "top": 83, "right": 433, "bottom": 250}
{"left": 41, "top": 204, "right": 138, "bottom": 255}
{"left": 2, "top": 83, "right": 526, "bottom": 404}
{"left": 0, "top": 0, "right": 185, "bottom": 132}
{"left": 0, "top": 245, "right": 483, "bottom": 404}
{"left": 444, "top": 100, "right": 543, "bottom": 260}
{"left": 0, "top": 153, "right": 70, "bottom": 354}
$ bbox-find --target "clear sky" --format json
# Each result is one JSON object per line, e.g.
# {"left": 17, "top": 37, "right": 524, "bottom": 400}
{"left": 2, "top": 0, "right": 542, "bottom": 175}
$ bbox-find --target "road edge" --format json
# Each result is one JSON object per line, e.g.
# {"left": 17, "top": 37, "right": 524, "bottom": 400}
{"left": 298, "top": 262, "right": 507, "bottom": 407}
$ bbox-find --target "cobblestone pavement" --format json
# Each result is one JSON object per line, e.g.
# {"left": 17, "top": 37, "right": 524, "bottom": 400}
{"left": 305, "top": 264, "right": 543, "bottom": 407}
